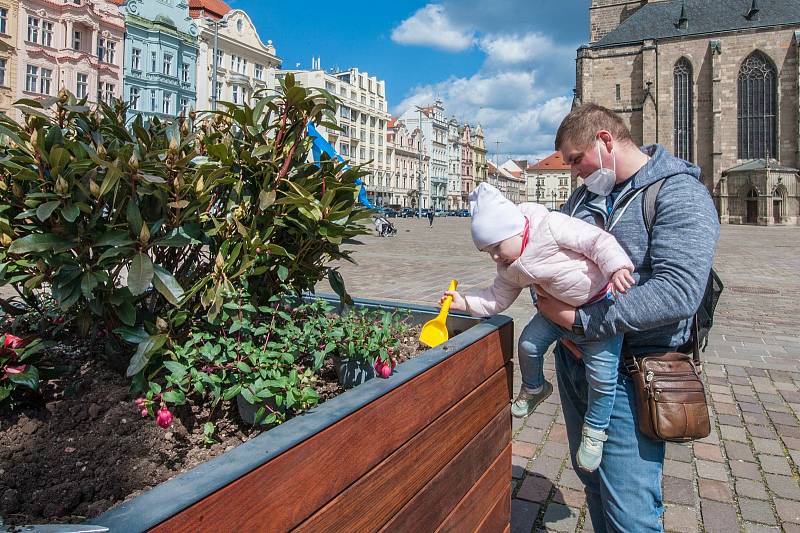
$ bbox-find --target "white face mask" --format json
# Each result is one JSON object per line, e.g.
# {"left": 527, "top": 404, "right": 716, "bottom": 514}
{"left": 584, "top": 140, "right": 617, "bottom": 196}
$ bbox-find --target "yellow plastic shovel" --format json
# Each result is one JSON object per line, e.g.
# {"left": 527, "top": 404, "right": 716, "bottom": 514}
{"left": 419, "top": 279, "right": 458, "bottom": 348}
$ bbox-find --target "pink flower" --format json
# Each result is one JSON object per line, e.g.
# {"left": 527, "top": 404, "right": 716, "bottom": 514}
{"left": 140, "top": 408, "right": 148, "bottom": 418}
{"left": 2, "top": 334, "right": 23, "bottom": 350}
{"left": 155, "top": 407, "right": 173, "bottom": 429}
{"left": 3, "top": 364, "right": 27, "bottom": 375}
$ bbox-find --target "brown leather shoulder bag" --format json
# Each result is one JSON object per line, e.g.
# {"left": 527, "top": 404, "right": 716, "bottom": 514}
{"left": 624, "top": 317, "right": 711, "bottom": 442}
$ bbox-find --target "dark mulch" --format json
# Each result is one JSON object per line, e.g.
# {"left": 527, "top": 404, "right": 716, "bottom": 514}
{"left": 0, "top": 324, "right": 424, "bottom": 525}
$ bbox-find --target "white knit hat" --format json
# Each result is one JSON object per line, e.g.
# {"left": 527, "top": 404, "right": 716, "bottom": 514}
{"left": 469, "top": 183, "right": 525, "bottom": 250}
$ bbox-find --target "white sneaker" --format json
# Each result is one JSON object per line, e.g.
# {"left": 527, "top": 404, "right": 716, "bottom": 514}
{"left": 576, "top": 425, "right": 607, "bottom": 472}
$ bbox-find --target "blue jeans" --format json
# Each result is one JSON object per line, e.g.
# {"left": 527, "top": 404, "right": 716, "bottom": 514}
{"left": 555, "top": 342, "right": 665, "bottom": 532}
{"left": 518, "top": 313, "right": 622, "bottom": 431}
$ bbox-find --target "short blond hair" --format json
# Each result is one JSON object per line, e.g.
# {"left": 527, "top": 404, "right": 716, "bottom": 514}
{"left": 555, "top": 103, "right": 632, "bottom": 151}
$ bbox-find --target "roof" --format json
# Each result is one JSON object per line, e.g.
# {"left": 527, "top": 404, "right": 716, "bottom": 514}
{"left": 723, "top": 158, "right": 800, "bottom": 174}
{"left": 189, "top": 0, "right": 232, "bottom": 20}
{"left": 387, "top": 117, "right": 398, "bottom": 129}
{"left": 528, "top": 151, "right": 570, "bottom": 171}
{"left": 593, "top": 0, "right": 800, "bottom": 49}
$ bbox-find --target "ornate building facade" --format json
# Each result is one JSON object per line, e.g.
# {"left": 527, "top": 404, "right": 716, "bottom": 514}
{"left": 387, "top": 117, "right": 429, "bottom": 209}
{"left": 193, "top": 5, "right": 280, "bottom": 112}
{"left": 0, "top": 0, "right": 18, "bottom": 115}
{"left": 526, "top": 152, "right": 573, "bottom": 210}
{"left": 577, "top": 0, "right": 800, "bottom": 224}
{"left": 18, "top": 0, "right": 123, "bottom": 115}
{"left": 459, "top": 123, "right": 474, "bottom": 209}
{"left": 446, "top": 118, "right": 462, "bottom": 210}
{"left": 118, "top": 0, "right": 198, "bottom": 121}
{"left": 400, "top": 99, "right": 448, "bottom": 210}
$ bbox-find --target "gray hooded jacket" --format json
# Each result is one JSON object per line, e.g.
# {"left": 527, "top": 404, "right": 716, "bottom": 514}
{"left": 563, "top": 144, "right": 720, "bottom": 355}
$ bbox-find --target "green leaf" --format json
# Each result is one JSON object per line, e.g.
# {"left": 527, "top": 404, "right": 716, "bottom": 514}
{"left": 126, "top": 201, "right": 143, "bottom": 235}
{"left": 141, "top": 174, "right": 167, "bottom": 184}
{"left": 128, "top": 253, "right": 154, "bottom": 296}
{"left": 8, "top": 234, "right": 73, "bottom": 254}
{"left": 96, "top": 231, "right": 134, "bottom": 247}
{"left": 251, "top": 145, "right": 271, "bottom": 157}
{"left": 223, "top": 384, "right": 242, "bottom": 401}
{"left": 126, "top": 334, "right": 167, "bottom": 377}
{"left": 236, "top": 361, "right": 252, "bottom": 373}
{"left": 114, "top": 299, "right": 136, "bottom": 326}
{"left": 164, "top": 361, "right": 188, "bottom": 378}
{"left": 80, "top": 272, "right": 98, "bottom": 298}
{"left": 62, "top": 203, "right": 80, "bottom": 222}
{"left": 152, "top": 265, "right": 184, "bottom": 305}
{"left": 162, "top": 390, "right": 186, "bottom": 404}
{"left": 258, "top": 190, "right": 276, "bottom": 210}
{"left": 277, "top": 265, "right": 288, "bottom": 281}
{"left": 113, "top": 326, "right": 148, "bottom": 344}
{"left": 36, "top": 201, "right": 60, "bottom": 222}
{"left": 8, "top": 365, "right": 39, "bottom": 390}
{"left": 328, "top": 269, "right": 353, "bottom": 306}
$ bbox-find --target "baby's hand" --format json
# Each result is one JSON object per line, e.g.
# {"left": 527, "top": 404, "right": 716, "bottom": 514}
{"left": 440, "top": 290, "right": 466, "bottom": 311}
{"left": 611, "top": 269, "right": 636, "bottom": 295}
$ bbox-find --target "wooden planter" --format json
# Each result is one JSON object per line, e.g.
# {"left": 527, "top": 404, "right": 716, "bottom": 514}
{"left": 94, "top": 296, "right": 514, "bottom": 532}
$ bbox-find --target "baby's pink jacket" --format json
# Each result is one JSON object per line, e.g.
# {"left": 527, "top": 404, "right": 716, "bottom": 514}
{"left": 463, "top": 203, "right": 634, "bottom": 317}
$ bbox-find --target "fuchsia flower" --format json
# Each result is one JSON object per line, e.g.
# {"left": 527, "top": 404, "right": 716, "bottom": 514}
{"left": 155, "top": 407, "right": 173, "bottom": 429}
{"left": 3, "top": 365, "right": 27, "bottom": 375}
{"left": 2, "top": 334, "right": 24, "bottom": 350}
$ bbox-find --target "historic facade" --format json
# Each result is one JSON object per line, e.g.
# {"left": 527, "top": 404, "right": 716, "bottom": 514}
{"left": 194, "top": 6, "right": 280, "bottom": 111}
{"left": 18, "top": 0, "right": 123, "bottom": 115}
{"left": 446, "top": 118, "right": 462, "bottom": 210}
{"left": 400, "top": 99, "right": 448, "bottom": 210}
{"left": 118, "top": 0, "right": 198, "bottom": 121}
{"left": 577, "top": 0, "right": 800, "bottom": 225}
{"left": 471, "top": 124, "right": 488, "bottom": 188}
{"left": 0, "top": 0, "right": 18, "bottom": 116}
{"left": 387, "top": 117, "right": 429, "bottom": 209}
{"left": 526, "top": 152, "right": 573, "bottom": 210}
{"left": 459, "top": 124, "right": 474, "bottom": 209}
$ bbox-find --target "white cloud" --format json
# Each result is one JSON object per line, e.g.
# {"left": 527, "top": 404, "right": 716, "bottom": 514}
{"left": 479, "top": 32, "right": 573, "bottom": 66}
{"left": 390, "top": 4, "right": 475, "bottom": 52}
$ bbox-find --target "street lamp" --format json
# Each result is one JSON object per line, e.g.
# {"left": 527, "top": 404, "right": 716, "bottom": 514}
{"left": 205, "top": 16, "right": 228, "bottom": 111}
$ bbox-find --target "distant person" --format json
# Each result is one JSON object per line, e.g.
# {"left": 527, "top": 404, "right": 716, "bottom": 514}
{"left": 441, "top": 182, "right": 635, "bottom": 472}
{"left": 427, "top": 209, "right": 434, "bottom": 228}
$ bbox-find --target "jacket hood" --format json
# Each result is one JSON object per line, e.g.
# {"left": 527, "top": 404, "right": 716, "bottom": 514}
{"left": 632, "top": 144, "right": 702, "bottom": 190}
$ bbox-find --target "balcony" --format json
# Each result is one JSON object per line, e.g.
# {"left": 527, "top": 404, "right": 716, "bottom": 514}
{"left": 146, "top": 72, "right": 181, "bottom": 87}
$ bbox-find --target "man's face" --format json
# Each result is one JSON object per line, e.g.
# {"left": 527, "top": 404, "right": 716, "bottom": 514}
{"left": 560, "top": 137, "right": 605, "bottom": 180}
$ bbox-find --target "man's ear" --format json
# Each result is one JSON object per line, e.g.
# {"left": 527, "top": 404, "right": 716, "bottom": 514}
{"left": 596, "top": 130, "right": 614, "bottom": 153}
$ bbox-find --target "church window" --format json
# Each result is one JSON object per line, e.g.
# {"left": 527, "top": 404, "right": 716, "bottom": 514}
{"left": 737, "top": 51, "right": 777, "bottom": 159}
{"left": 673, "top": 57, "right": 693, "bottom": 162}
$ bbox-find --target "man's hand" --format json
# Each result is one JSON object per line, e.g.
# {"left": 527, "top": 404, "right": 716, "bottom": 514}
{"left": 535, "top": 288, "right": 576, "bottom": 329}
{"left": 441, "top": 290, "right": 466, "bottom": 312}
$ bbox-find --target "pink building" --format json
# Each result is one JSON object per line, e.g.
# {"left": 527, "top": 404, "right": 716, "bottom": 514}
{"left": 17, "top": 0, "right": 123, "bottom": 113}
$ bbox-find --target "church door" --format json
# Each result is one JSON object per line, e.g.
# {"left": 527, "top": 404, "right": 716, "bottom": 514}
{"left": 746, "top": 188, "right": 759, "bottom": 224}
{"left": 773, "top": 200, "right": 781, "bottom": 224}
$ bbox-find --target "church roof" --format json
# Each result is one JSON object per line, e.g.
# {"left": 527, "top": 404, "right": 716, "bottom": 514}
{"left": 723, "top": 158, "right": 799, "bottom": 174}
{"left": 593, "top": 0, "right": 800, "bottom": 49}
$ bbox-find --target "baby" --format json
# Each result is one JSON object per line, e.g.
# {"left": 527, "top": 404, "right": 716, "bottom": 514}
{"left": 443, "top": 183, "right": 635, "bottom": 472}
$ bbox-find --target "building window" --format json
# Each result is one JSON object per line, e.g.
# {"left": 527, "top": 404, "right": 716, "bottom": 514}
{"left": 232, "top": 85, "right": 239, "bottom": 103}
{"left": 27, "top": 17, "right": 39, "bottom": 43}
{"left": 216, "top": 49, "right": 223, "bottom": 67}
{"left": 76, "top": 73, "right": 87, "bottom": 98}
{"left": 131, "top": 48, "right": 141, "bottom": 70}
{"left": 163, "top": 53, "right": 172, "bottom": 75}
{"left": 151, "top": 51, "right": 157, "bottom": 72}
{"left": 738, "top": 51, "right": 777, "bottom": 159}
{"left": 25, "top": 65, "right": 38, "bottom": 92}
{"left": 73, "top": 30, "right": 81, "bottom": 51}
{"left": 615, "top": 83, "right": 621, "bottom": 101}
{"left": 103, "top": 83, "right": 114, "bottom": 103}
{"left": 151, "top": 89, "right": 156, "bottom": 111}
{"left": 255, "top": 63, "right": 263, "bottom": 80}
{"left": 0, "top": 8, "right": 6, "bottom": 35}
{"left": 180, "top": 97, "right": 189, "bottom": 116}
{"left": 41, "top": 21, "right": 53, "bottom": 47}
{"left": 214, "top": 83, "right": 221, "bottom": 101}
{"left": 0, "top": 58, "right": 5, "bottom": 86}
{"left": 181, "top": 63, "right": 190, "bottom": 83}
{"left": 130, "top": 87, "right": 140, "bottom": 110}
{"left": 40, "top": 68, "right": 52, "bottom": 95}
{"left": 98, "top": 39, "right": 115, "bottom": 64}
{"left": 162, "top": 92, "right": 171, "bottom": 115}
{"left": 673, "top": 57, "right": 694, "bottom": 162}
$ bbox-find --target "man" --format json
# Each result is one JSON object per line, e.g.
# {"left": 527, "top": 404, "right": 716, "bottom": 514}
{"left": 535, "top": 103, "right": 719, "bottom": 532}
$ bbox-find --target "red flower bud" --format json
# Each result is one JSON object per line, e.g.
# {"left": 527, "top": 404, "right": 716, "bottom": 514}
{"left": 2, "top": 334, "right": 24, "bottom": 349}
{"left": 3, "top": 364, "right": 27, "bottom": 375}
{"left": 155, "top": 407, "right": 173, "bottom": 429}
{"left": 140, "top": 408, "right": 148, "bottom": 417}
{"left": 378, "top": 364, "right": 392, "bottom": 378}
{"left": 134, "top": 398, "right": 144, "bottom": 407}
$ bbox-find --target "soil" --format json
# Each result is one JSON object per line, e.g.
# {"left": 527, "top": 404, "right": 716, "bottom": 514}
{"left": 0, "top": 323, "right": 424, "bottom": 526}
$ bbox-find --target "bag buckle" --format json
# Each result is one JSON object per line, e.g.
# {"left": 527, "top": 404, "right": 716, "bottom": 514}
{"left": 624, "top": 356, "right": 639, "bottom": 375}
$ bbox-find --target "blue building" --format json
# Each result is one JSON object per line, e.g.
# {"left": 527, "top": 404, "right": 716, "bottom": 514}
{"left": 118, "top": 0, "right": 199, "bottom": 121}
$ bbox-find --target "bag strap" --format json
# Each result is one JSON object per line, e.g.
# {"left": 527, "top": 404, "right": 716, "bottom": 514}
{"left": 624, "top": 177, "right": 701, "bottom": 371}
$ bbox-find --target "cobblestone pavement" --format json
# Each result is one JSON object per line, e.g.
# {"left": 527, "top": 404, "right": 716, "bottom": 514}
{"left": 315, "top": 217, "right": 800, "bottom": 533}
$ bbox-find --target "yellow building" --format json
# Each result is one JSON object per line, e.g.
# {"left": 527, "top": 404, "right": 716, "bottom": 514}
{"left": 0, "top": 0, "right": 18, "bottom": 115}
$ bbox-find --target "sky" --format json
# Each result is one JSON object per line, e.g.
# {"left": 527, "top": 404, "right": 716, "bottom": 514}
{"left": 230, "top": 0, "right": 590, "bottom": 161}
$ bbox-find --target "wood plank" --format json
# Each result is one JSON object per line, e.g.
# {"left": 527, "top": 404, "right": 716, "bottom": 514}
{"left": 151, "top": 323, "right": 513, "bottom": 533}
{"left": 294, "top": 368, "right": 510, "bottom": 532}
{"left": 435, "top": 444, "right": 511, "bottom": 533}
{"left": 476, "top": 484, "right": 511, "bottom": 533}
{"left": 379, "top": 405, "right": 511, "bottom": 532}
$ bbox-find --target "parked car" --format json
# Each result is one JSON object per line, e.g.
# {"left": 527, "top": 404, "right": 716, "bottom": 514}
{"left": 400, "top": 207, "right": 419, "bottom": 218}
{"left": 376, "top": 207, "right": 398, "bottom": 218}
{"left": 434, "top": 209, "right": 446, "bottom": 217}
{"left": 445, "top": 210, "right": 458, "bottom": 217}
{"left": 456, "top": 209, "right": 470, "bottom": 217}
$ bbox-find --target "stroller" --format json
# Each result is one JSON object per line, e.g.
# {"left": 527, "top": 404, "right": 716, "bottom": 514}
{"left": 373, "top": 215, "right": 397, "bottom": 237}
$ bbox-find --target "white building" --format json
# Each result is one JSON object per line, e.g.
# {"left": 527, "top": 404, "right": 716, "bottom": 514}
{"left": 277, "top": 67, "right": 391, "bottom": 204}
{"left": 194, "top": 6, "right": 280, "bottom": 112}
{"left": 400, "top": 99, "right": 448, "bottom": 210}
{"left": 387, "top": 117, "right": 429, "bottom": 209}
{"left": 526, "top": 152, "right": 573, "bottom": 210}
{"left": 446, "top": 118, "right": 462, "bottom": 210}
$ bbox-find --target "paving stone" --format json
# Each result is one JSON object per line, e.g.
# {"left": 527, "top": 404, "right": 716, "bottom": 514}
{"left": 717, "top": 414, "right": 744, "bottom": 427}
{"left": 720, "top": 425, "right": 748, "bottom": 442}
{"left": 730, "top": 460, "right": 761, "bottom": 480}
{"left": 763, "top": 473, "right": 800, "bottom": 500}
{"left": 516, "top": 425, "right": 546, "bottom": 445}
{"left": 743, "top": 524, "right": 781, "bottom": 533}
{"left": 699, "top": 478, "right": 733, "bottom": 502}
{"left": 725, "top": 440, "right": 756, "bottom": 462}
{"left": 528, "top": 454, "right": 562, "bottom": 480}
{"left": 517, "top": 474, "right": 553, "bottom": 503}
{"left": 540, "top": 441, "right": 569, "bottom": 460}
{"left": 694, "top": 442, "right": 725, "bottom": 462}
{"left": 513, "top": 454, "right": 529, "bottom": 479}
{"left": 541, "top": 503, "right": 579, "bottom": 532}
{"left": 738, "top": 497, "right": 777, "bottom": 525}
{"left": 750, "top": 437, "right": 784, "bottom": 455}
{"left": 714, "top": 402, "right": 740, "bottom": 416}
{"left": 553, "top": 487, "right": 586, "bottom": 508}
{"left": 735, "top": 478, "right": 769, "bottom": 500}
{"left": 768, "top": 411, "right": 798, "bottom": 425}
{"left": 783, "top": 436, "right": 800, "bottom": 450}
{"left": 697, "top": 459, "right": 729, "bottom": 481}
{"left": 526, "top": 412, "right": 554, "bottom": 430}
{"left": 664, "top": 476, "right": 695, "bottom": 505}
{"left": 664, "top": 459, "right": 694, "bottom": 480}
{"left": 743, "top": 412, "right": 772, "bottom": 425}
{"left": 748, "top": 425, "right": 778, "bottom": 439}
{"left": 548, "top": 424, "right": 568, "bottom": 444}
{"left": 776, "top": 424, "right": 800, "bottom": 439}
{"left": 726, "top": 366, "right": 748, "bottom": 377}
{"left": 701, "top": 499, "right": 740, "bottom": 533}
{"left": 775, "top": 497, "right": 800, "bottom": 524}
{"left": 513, "top": 417, "right": 525, "bottom": 433}
{"left": 537, "top": 402, "right": 558, "bottom": 415}
{"left": 664, "top": 504, "right": 699, "bottom": 533}
{"left": 739, "top": 402, "right": 765, "bottom": 414}
{"left": 665, "top": 443, "right": 694, "bottom": 462}
{"left": 513, "top": 441, "right": 537, "bottom": 459}
{"left": 558, "top": 467, "right": 584, "bottom": 491}
{"left": 511, "top": 498, "right": 541, "bottom": 533}
{"left": 758, "top": 454, "right": 792, "bottom": 475}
